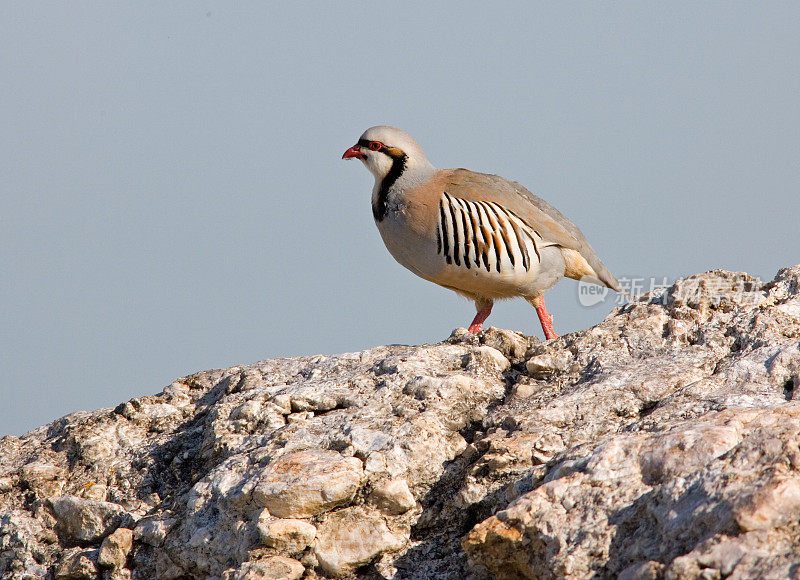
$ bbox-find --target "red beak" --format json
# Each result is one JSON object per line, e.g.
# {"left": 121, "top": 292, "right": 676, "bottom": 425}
{"left": 342, "top": 144, "right": 366, "bottom": 160}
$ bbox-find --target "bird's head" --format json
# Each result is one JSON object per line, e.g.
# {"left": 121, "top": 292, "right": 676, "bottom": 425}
{"left": 342, "top": 126, "right": 433, "bottom": 180}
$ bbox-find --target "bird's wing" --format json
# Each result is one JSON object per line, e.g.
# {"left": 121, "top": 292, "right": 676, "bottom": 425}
{"left": 436, "top": 169, "right": 623, "bottom": 292}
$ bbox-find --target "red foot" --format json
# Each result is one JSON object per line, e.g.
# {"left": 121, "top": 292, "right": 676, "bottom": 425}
{"left": 533, "top": 296, "right": 559, "bottom": 340}
{"left": 468, "top": 302, "right": 493, "bottom": 334}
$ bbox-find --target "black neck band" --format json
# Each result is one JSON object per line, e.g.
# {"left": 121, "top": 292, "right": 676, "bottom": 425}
{"left": 373, "top": 154, "right": 407, "bottom": 222}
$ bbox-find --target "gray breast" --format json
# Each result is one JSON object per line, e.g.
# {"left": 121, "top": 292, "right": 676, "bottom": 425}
{"left": 376, "top": 205, "right": 443, "bottom": 280}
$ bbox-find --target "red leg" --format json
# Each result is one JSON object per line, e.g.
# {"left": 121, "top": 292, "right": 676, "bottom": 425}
{"left": 468, "top": 301, "right": 493, "bottom": 334}
{"left": 532, "top": 296, "right": 559, "bottom": 340}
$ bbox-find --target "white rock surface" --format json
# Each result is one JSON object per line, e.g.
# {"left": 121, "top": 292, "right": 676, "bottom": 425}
{"left": 1, "top": 266, "right": 799, "bottom": 579}
{"left": 313, "top": 507, "right": 406, "bottom": 576}
{"left": 369, "top": 478, "right": 416, "bottom": 515}
{"left": 222, "top": 556, "right": 304, "bottom": 580}
{"left": 49, "top": 495, "right": 133, "bottom": 543}
{"left": 257, "top": 515, "right": 316, "bottom": 554}
{"left": 252, "top": 449, "right": 363, "bottom": 518}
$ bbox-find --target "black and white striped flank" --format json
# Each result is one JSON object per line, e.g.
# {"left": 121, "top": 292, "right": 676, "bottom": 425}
{"left": 436, "top": 192, "right": 542, "bottom": 273}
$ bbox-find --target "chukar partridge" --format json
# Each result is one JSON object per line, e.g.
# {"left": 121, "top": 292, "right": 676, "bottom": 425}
{"left": 342, "top": 126, "right": 623, "bottom": 339}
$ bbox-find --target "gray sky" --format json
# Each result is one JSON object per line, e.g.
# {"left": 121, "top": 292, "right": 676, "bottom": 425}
{"left": 2, "top": 4, "right": 798, "bottom": 435}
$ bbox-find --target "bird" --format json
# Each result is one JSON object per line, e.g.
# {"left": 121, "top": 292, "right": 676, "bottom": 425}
{"left": 342, "top": 126, "right": 623, "bottom": 339}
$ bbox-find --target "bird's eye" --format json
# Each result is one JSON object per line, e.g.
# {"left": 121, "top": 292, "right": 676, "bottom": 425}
{"left": 368, "top": 141, "right": 382, "bottom": 151}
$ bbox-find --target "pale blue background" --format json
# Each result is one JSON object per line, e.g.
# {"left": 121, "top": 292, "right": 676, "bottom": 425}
{"left": 2, "top": 4, "right": 799, "bottom": 435}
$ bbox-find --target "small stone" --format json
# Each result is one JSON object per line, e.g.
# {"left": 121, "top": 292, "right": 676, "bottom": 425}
{"left": 618, "top": 560, "right": 665, "bottom": 580}
{"left": 480, "top": 328, "right": 530, "bottom": 360}
{"left": 133, "top": 518, "right": 169, "bottom": 546}
{"left": 446, "top": 327, "right": 477, "bottom": 344}
{"left": 103, "top": 568, "right": 132, "bottom": 580}
{"left": 286, "top": 411, "right": 314, "bottom": 423}
{"left": 513, "top": 382, "right": 536, "bottom": 398}
{"left": 0, "top": 476, "right": 13, "bottom": 491}
{"left": 290, "top": 391, "right": 338, "bottom": 413}
{"left": 76, "top": 432, "right": 120, "bottom": 464}
{"left": 253, "top": 449, "right": 363, "bottom": 518}
{"left": 50, "top": 495, "right": 133, "bottom": 543}
{"left": 272, "top": 394, "right": 292, "bottom": 414}
{"left": 231, "top": 400, "right": 262, "bottom": 421}
{"left": 696, "top": 538, "right": 749, "bottom": 576}
{"left": 258, "top": 514, "right": 317, "bottom": 554}
{"left": 224, "top": 556, "right": 304, "bottom": 580}
{"left": 55, "top": 548, "right": 98, "bottom": 579}
{"left": 19, "top": 462, "right": 67, "bottom": 497}
{"left": 466, "top": 346, "right": 511, "bottom": 373}
{"left": 364, "top": 452, "right": 387, "bottom": 475}
{"left": 369, "top": 479, "right": 416, "bottom": 515}
{"left": 403, "top": 376, "right": 441, "bottom": 399}
{"left": 82, "top": 482, "right": 108, "bottom": 501}
{"left": 98, "top": 527, "right": 133, "bottom": 568}
{"left": 314, "top": 507, "right": 406, "bottom": 577}
{"left": 376, "top": 356, "right": 401, "bottom": 375}
{"left": 734, "top": 475, "right": 800, "bottom": 531}
{"left": 525, "top": 352, "right": 572, "bottom": 377}
{"left": 300, "top": 549, "right": 319, "bottom": 569}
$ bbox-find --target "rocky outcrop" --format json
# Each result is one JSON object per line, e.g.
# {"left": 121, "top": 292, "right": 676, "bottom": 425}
{"left": 1, "top": 266, "right": 799, "bottom": 579}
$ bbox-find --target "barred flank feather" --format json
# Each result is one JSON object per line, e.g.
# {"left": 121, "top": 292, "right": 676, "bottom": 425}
{"left": 438, "top": 193, "right": 542, "bottom": 275}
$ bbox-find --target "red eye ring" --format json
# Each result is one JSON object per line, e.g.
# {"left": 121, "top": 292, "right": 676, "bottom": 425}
{"left": 368, "top": 141, "right": 382, "bottom": 151}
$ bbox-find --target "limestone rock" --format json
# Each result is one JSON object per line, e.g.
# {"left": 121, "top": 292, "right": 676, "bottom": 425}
{"left": 465, "top": 345, "right": 511, "bottom": 373}
{"left": 104, "top": 569, "right": 132, "bottom": 580}
{"left": 1, "top": 266, "right": 799, "bottom": 578}
{"left": 98, "top": 527, "right": 133, "bottom": 568}
{"left": 733, "top": 470, "right": 800, "bottom": 532}
{"left": 477, "top": 327, "right": 531, "bottom": 361}
{"left": 55, "top": 547, "right": 98, "bottom": 579}
{"left": 50, "top": 495, "right": 134, "bottom": 543}
{"left": 19, "top": 461, "right": 68, "bottom": 498}
{"left": 369, "top": 479, "right": 416, "bottom": 515}
{"left": 257, "top": 515, "right": 316, "bottom": 554}
{"left": 132, "top": 518, "right": 170, "bottom": 547}
{"left": 313, "top": 507, "right": 406, "bottom": 576}
{"left": 252, "top": 449, "right": 363, "bottom": 518}
{"left": 223, "top": 556, "right": 304, "bottom": 580}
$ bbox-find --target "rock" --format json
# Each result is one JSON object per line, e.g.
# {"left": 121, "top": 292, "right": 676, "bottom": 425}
{"left": 82, "top": 482, "right": 108, "bottom": 501}
{"left": 619, "top": 560, "right": 664, "bottom": 580}
{"left": 19, "top": 461, "right": 68, "bottom": 497}
{"left": 465, "top": 345, "right": 511, "bottom": 373}
{"left": 369, "top": 479, "right": 416, "bottom": 515}
{"left": 257, "top": 514, "right": 316, "bottom": 554}
{"left": 313, "top": 507, "right": 406, "bottom": 576}
{"left": 98, "top": 527, "right": 133, "bottom": 568}
{"left": 0, "top": 510, "right": 53, "bottom": 578}
{"left": 55, "top": 548, "right": 98, "bottom": 579}
{"left": 479, "top": 327, "right": 531, "bottom": 361}
{"left": 223, "top": 556, "right": 304, "bottom": 580}
{"left": 133, "top": 518, "right": 170, "bottom": 547}
{"left": 1, "top": 266, "right": 799, "bottom": 578}
{"left": 525, "top": 350, "right": 574, "bottom": 376}
{"left": 50, "top": 495, "right": 133, "bottom": 543}
{"left": 252, "top": 449, "right": 364, "bottom": 518}
{"left": 733, "top": 469, "right": 800, "bottom": 531}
